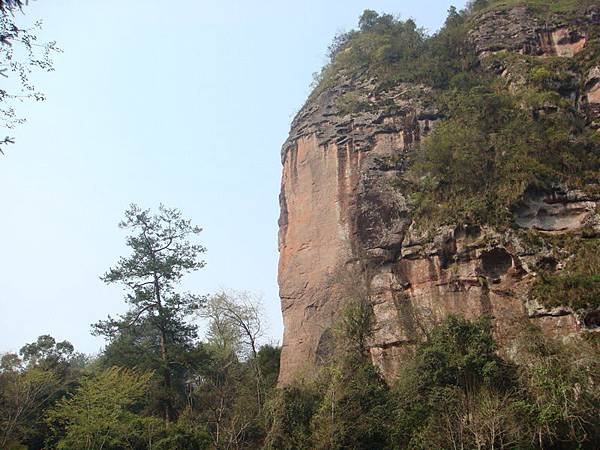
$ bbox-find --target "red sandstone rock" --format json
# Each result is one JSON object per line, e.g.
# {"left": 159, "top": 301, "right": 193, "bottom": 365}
{"left": 277, "top": 6, "right": 600, "bottom": 385}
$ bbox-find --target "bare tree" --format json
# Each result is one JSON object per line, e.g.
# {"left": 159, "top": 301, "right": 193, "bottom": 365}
{"left": 201, "top": 290, "right": 265, "bottom": 410}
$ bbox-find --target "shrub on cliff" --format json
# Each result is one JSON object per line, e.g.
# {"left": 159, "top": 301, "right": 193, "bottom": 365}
{"left": 510, "top": 323, "right": 600, "bottom": 449}
{"left": 315, "top": 7, "right": 600, "bottom": 231}
{"left": 468, "top": 0, "right": 598, "bottom": 15}
{"left": 532, "top": 239, "right": 600, "bottom": 312}
{"left": 264, "top": 382, "right": 323, "bottom": 450}
{"left": 314, "top": 7, "right": 477, "bottom": 93}
{"left": 389, "top": 316, "right": 522, "bottom": 449}
{"left": 410, "top": 76, "right": 600, "bottom": 228}
{"left": 311, "top": 362, "right": 391, "bottom": 450}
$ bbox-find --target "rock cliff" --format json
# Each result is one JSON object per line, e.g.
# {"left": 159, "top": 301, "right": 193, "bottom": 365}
{"left": 277, "top": 3, "right": 600, "bottom": 385}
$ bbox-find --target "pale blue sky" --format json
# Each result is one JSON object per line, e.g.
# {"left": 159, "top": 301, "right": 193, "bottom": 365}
{"left": 0, "top": 0, "right": 467, "bottom": 355}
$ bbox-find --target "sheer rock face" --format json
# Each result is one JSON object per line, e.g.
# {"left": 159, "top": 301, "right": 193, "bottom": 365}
{"left": 277, "top": 7, "right": 600, "bottom": 385}
{"left": 278, "top": 80, "right": 434, "bottom": 382}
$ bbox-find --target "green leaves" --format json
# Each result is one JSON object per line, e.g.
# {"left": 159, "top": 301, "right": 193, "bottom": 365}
{"left": 411, "top": 74, "right": 600, "bottom": 228}
{"left": 532, "top": 240, "right": 600, "bottom": 311}
{"left": 413, "top": 316, "right": 507, "bottom": 393}
{"left": 93, "top": 204, "right": 206, "bottom": 423}
{"left": 47, "top": 367, "right": 153, "bottom": 450}
{"left": 103, "top": 204, "right": 205, "bottom": 289}
{"left": 315, "top": 6, "right": 477, "bottom": 94}
{"left": 0, "top": 366, "right": 60, "bottom": 449}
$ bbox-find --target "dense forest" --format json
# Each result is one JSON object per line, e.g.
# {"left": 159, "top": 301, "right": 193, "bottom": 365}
{"left": 2, "top": 0, "right": 600, "bottom": 449}
{"left": 1, "top": 212, "right": 598, "bottom": 449}
{"left": 1, "top": 204, "right": 283, "bottom": 449}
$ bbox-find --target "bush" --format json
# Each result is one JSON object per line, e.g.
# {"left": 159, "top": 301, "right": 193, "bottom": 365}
{"left": 389, "top": 316, "right": 522, "bottom": 449}
{"left": 46, "top": 367, "right": 153, "bottom": 450}
{"left": 532, "top": 239, "right": 600, "bottom": 311}
{"left": 311, "top": 362, "right": 391, "bottom": 450}
{"left": 314, "top": 7, "right": 477, "bottom": 94}
{"left": 265, "top": 382, "right": 322, "bottom": 450}
{"left": 410, "top": 78, "right": 600, "bottom": 228}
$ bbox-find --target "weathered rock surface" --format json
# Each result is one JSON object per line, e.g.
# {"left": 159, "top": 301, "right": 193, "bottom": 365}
{"left": 468, "top": 5, "right": 598, "bottom": 58}
{"left": 278, "top": 80, "right": 435, "bottom": 381}
{"left": 277, "top": 6, "right": 600, "bottom": 385}
{"left": 512, "top": 187, "right": 600, "bottom": 231}
{"left": 585, "top": 65, "right": 600, "bottom": 127}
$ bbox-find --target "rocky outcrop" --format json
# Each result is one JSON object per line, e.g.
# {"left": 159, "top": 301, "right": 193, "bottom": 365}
{"left": 278, "top": 80, "right": 435, "bottom": 382}
{"left": 512, "top": 187, "right": 600, "bottom": 232}
{"left": 277, "top": 6, "right": 600, "bottom": 384}
{"left": 585, "top": 66, "right": 600, "bottom": 127}
{"left": 468, "top": 5, "right": 598, "bottom": 58}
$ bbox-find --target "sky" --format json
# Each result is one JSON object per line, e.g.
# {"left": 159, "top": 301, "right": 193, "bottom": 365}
{"left": 0, "top": 0, "right": 468, "bottom": 355}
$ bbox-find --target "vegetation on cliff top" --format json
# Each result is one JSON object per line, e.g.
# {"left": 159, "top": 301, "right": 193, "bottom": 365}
{"left": 314, "top": 0, "right": 596, "bottom": 94}
{"left": 313, "top": 1, "right": 600, "bottom": 337}
{"left": 313, "top": 6, "right": 477, "bottom": 93}
{"left": 313, "top": 3, "right": 600, "bottom": 230}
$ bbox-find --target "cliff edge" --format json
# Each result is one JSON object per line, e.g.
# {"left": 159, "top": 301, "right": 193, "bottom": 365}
{"left": 278, "top": 1, "right": 600, "bottom": 385}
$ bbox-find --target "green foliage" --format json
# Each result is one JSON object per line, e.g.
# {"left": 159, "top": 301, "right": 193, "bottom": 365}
{"left": 257, "top": 344, "right": 282, "bottom": 389}
{"left": 92, "top": 204, "right": 206, "bottom": 423}
{"left": 511, "top": 323, "right": 600, "bottom": 448}
{"left": 0, "top": 364, "right": 60, "bottom": 449}
{"left": 189, "top": 344, "right": 266, "bottom": 448}
{"left": 1, "top": 208, "right": 280, "bottom": 450}
{"left": 263, "top": 314, "right": 591, "bottom": 450}
{"left": 311, "top": 362, "right": 391, "bottom": 450}
{"left": 6, "top": 315, "right": 598, "bottom": 450}
{"left": 265, "top": 382, "right": 323, "bottom": 450}
{"left": 389, "top": 318, "right": 600, "bottom": 449}
{"left": 314, "top": 7, "right": 477, "bottom": 94}
{"left": 413, "top": 316, "right": 509, "bottom": 392}
{"left": 335, "top": 91, "right": 372, "bottom": 114}
{"left": 410, "top": 76, "right": 600, "bottom": 228}
{"left": 152, "top": 411, "right": 211, "bottom": 450}
{"left": 532, "top": 239, "right": 600, "bottom": 310}
{"left": 18, "top": 335, "right": 88, "bottom": 378}
{"left": 47, "top": 367, "right": 153, "bottom": 450}
{"left": 336, "top": 293, "right": 375, "bottom": 359}
{"left": 266, "top": 288, "right": 391, "bottom": 450}
{"left": 316, "top": 7, "right": 600, "bottom": 230}
{"left": 0, "top": 335, "right": 87, "bottom": 450}
{"left": 389, "top": 316, "right": 517, "bottom": 448}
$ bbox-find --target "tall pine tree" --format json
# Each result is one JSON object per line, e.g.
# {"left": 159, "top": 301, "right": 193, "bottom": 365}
{"left": 93, "top": 204, "right": 206, "bottom": 423}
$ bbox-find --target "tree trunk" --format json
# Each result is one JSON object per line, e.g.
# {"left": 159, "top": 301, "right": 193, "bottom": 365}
{"left": 154, "top": 274, "right": 172, "bottom": 424}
